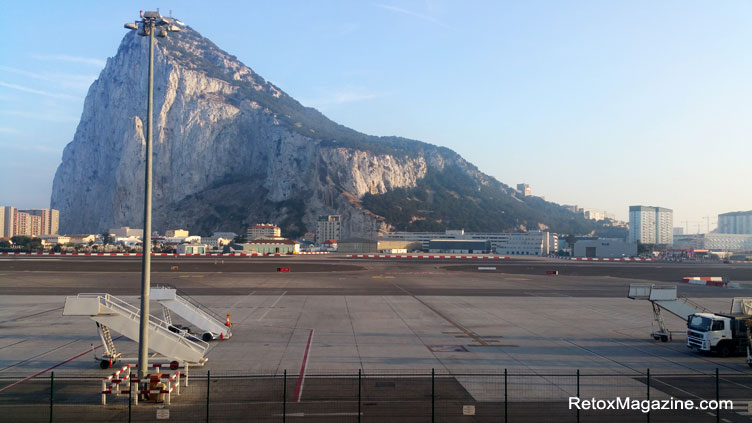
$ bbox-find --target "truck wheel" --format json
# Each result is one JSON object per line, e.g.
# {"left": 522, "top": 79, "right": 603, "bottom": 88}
{"left": 660, "top": 335, "right": 669, "bottom": 342}
{"left": 202, "top": 332, "right": 213, "bottom": 342}
{"left": 652, "top": 336, "right": 660, "bottom": 341}
{"left": 719, "top": 343, "right": 731, "bottom": 358}
{"left": 100, "top": 360, "right": 111, "bottom": 369}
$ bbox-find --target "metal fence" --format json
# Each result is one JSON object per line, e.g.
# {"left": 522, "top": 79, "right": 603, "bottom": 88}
{"left": 1, "top": 368, "right": 749, "bottom": 422}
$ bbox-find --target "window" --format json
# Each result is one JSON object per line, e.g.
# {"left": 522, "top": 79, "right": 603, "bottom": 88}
{"left": 712, "top": 320, "right": 724, "bottom": 331}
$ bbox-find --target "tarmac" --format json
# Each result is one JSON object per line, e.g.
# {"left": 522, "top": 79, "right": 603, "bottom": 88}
{"left": 1, "top": 255, "right": 752, "bottom": 421}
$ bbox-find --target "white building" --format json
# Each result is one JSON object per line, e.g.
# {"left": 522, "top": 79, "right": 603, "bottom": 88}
{"left": 381, "top": 229, "right": 557, "bottom": 255}
{"left": 212, "top": 232, "right": 238, "bottom": 240}
{"left": 165, "top": 229, "right": 189, "bottom": 238}
{"left": 247, "top": 224, "right": 281, "bottom": 240}
{"left": 316, "top": 215, "right": 341, "bottom": 243}
{"left": 516, "top": 183, "right": 531, "bottom": 196}
{"left": 718, "top": 211, "right": 752, "bottom": 235}
{"left": 673, "top": 233, "right": 752, "bottom": 252}
{"left": 628, "top": 206, "right": 673, "bottom": 245}
{"left": 573, "top": 239, "right": 637, "bottom": 258}
{"left": 203, "top": 236, "right": 233, "bottom": 248}
{"left": 109, "top": 226, "right": 143, "bottom": 238}
{"left": 38, "top": 235, "right": 71, "bottom": 245}
{"left": 177, "top": 243, "right": 207, "bottom": 255}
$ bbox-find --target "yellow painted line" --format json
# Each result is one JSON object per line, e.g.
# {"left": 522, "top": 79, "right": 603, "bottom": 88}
{"left": 178, "top": 275, "right": 189, "bottom": 278}
{"left": 372, "top": 275, "right": 395, "bottom": 279}
{"left": 191, "top": 275, "right": 204, "bottom": 278}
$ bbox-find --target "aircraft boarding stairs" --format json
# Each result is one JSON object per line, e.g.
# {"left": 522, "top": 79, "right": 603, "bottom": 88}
{"left": 151, "top": 285, "right": 231, "bottom": 342}
{"left": 628, "top": 283, "right": 711, "bottom": 342}
{"left": 63, "top": 293, "right": 208, "bottom": 367}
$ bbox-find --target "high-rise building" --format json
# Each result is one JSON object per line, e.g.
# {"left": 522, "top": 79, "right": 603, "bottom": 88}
{"left": 1, "top": 206, "right": 17, "bottom": 237}
{"left": 247, "top": 224, "right": 281, "bottom": 240}
{"left": 20, "top": 209, "right": 59, "bottom": 235}
{"left": 628, "top": 206, "right": 673, "bottom": 245}
{"left": 718, "top": 210, "right": 752, "bottom": 235}
{"left": 14, "top": 211, "right": 32, "bottom": 236}
{"left": 316, "top": 215, "right": 341, "bottom": 244}
{"left": 516, "top": 183, "right": 531, "bottom": 197}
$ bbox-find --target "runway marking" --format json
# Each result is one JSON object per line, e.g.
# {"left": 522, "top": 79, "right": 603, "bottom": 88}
{"left": 0, "top": 306, "right": 63, "bottom": 323}
{"left": 0, "top": 339, "right": 26, "bottom": 351}
{"left": 0, "top": 338, "right": 82, "bottom": 373}
{"left": 257, "top": 291, "right": 287, "bottom": 321}
{"left": 392, "top": 283, "right": 489, "bottom": 346}
{"left": 293, "top": 328, "right": 314, "bottom": 402}
{"left": 0, "top": 336, "right": 122, "bottom": 393}
{"left": 230, "top": 291, "right": 256, "bottom": 309}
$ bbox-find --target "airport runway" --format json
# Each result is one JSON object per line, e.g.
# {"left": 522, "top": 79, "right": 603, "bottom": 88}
{"left": 2, "top": 255, "right": 752, "bottom": 421}
{"left": 0, "top": 255, "right": 750, "bottom": 297}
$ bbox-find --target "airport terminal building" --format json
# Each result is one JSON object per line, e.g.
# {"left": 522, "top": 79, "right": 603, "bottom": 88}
{"left": 380, "top": 229, "right": 556, "bottom": 255}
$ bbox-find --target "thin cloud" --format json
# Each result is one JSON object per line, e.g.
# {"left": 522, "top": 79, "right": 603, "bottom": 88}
{"left": 0, "top": 65, "right": 97, "bottom": 90}
{"left": 0, "top": 127, "right": 19, "bottom": 134}
{"left": 0, "top": 81, "right": 82, "bottom": 101}
{"left": 375, "top": 3, "right": 451, "bottom": 29}
{"left": 30, "top": 54, "right": 106, "bottom": 67}
{"left": 305, "top": 88, "right": 385, "bottom": 108}
{"left": 0, "top": 110, "right": 80, "bottom": 123}
{"left": 0, "top": 141, "right": 60, "bottom": 154}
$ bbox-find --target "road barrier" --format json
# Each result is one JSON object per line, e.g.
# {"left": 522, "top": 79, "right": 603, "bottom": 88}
{"left": 350, "top": 254, "right": 511, "bottom": 259}
{"left": 682, "top": 277, "right": 727, "bottom": 287}
{"left": 571, "top": 257, "right": 654, "bottom": 261}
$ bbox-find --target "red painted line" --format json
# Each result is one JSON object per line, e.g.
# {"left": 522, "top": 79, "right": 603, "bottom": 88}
{"left": 293, "top": 329, "right": 314, "bottom": 402}
{"left": 0, "top": 336, "right": 121, "bottom": 393}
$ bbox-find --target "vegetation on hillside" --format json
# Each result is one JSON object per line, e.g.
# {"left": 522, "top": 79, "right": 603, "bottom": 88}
{"left": 362, "top": 165, "right": 615, "bottom": 235}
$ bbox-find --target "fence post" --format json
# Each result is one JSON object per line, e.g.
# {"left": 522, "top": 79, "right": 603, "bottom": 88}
{"left": 646, "top": 368, "right": 650, "bottom": 423}
{"left": 206, "top": 370, "right": 210, "bottom": 423}
{"left": 283, "top": 369, "right": 287, "bottom": 423}
{"left": 431, "top": 368, "right": 435, "bottom": 423}
{"left": 576, "top": 369, "right": 580, "bottom": 423}
{"left": 49, "top": 371, "right": 54, "bottom": 423}
{"left": 358, "top": 369, "right": 362, "bottom": 423}
{"left": 128, "top": 374, "right": 132, "bottom": 423}
{"left": 716, "top": 368, "right": 720, "bottom": 423}
{"left": 504, "top": 368, "right": 508, "bottom": 423}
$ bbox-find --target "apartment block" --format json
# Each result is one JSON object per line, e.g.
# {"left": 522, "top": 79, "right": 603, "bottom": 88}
{"left": 628, "top": 205, "right": 673, "bottom": 245}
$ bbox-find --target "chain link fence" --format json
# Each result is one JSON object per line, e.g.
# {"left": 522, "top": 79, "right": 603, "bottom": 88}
{"left": 1, "top": 368, "right": 749, "bottom": 422}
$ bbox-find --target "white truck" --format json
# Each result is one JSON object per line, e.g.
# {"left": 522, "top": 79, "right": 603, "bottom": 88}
{"left": 628, "top": 284, "right": 752, "bottom": 365}
{"left": 686, "top": 298, "right": 752, "bottom": 365}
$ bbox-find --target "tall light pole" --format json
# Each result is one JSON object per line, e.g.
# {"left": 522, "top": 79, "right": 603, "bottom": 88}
{"left": 124, "top": 10, "right": 181, "bottom": 381}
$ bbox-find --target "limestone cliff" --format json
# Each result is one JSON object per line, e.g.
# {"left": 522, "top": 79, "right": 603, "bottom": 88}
{"left": 51, "top": 22, "right": 592, "bottom": 237}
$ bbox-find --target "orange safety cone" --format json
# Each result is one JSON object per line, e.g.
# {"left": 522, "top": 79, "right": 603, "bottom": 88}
{"left": 225, "top": 313, "right": 232, "bottom": 327}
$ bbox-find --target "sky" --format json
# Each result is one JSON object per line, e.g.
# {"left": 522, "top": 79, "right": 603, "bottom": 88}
{"left": 0, "top": 1, "right": 750, "bottom": 231}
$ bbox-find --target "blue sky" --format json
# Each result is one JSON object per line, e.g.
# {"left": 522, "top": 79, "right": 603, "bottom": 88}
{"left": 1, "top": 1, "right": 750, "bottom": 230}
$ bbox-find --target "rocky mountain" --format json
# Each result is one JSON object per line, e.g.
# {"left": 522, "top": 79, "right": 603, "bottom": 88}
{"left": 52, "top": 22, "right": 602, "bottom": 238}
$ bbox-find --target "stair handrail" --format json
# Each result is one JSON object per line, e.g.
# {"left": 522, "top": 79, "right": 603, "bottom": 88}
{"left": 79, "top": 293, "right": 209, "bottom": 356}
{"left": 153, "top": 284, "right": 225, "bottom": 323}
{"left": 680, "top": 297, "right": 711, "bottom": 314}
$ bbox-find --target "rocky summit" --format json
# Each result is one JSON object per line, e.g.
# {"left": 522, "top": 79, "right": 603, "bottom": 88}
{"left": 51, "top": 22, "right": 598, "bottom": 238}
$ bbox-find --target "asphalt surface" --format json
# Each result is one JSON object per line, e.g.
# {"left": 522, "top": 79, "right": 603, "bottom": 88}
{"left": 0, "top": 256, "right": 750, "bottom": 297}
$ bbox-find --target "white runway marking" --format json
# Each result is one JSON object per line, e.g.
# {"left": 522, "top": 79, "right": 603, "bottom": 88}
{"left": 257, "top": 291, "right": 287, "bottom": 321}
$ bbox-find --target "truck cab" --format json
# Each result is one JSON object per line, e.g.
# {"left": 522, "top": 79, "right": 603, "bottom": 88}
{"left": 687, "top": 312, "right": 749, "bottom": 357}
